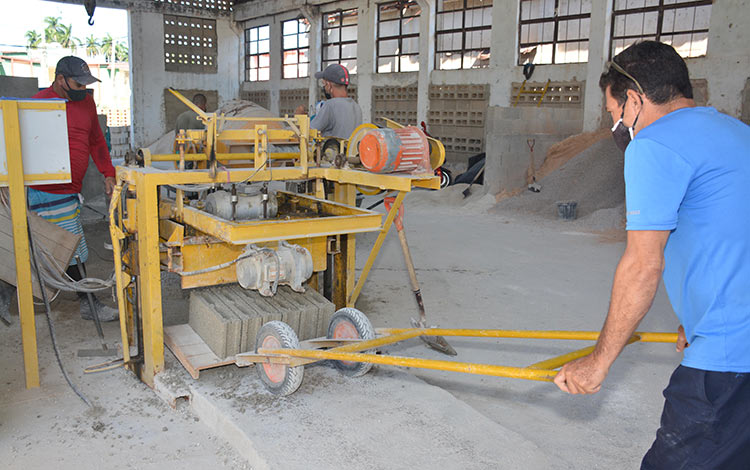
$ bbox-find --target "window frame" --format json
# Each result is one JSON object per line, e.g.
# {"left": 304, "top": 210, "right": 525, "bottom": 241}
{"left": 610, "top": 0, "right": 712, "bottom": 59}
{"left": 281, "top": 18, "right": 311, "bottom": 79}
{"left": 376, "top": 0, "right": 421, "bottom": 74}
{"left": 244, "top": 24, "right": 270, "bottom": 82}
{"left": 321, "top": 8, "right": 359, "bottom": 73}
{"left": 435, "top": 0, "right": 493, "bottom": 71}
{"left": 517, "top": 0, "right": 591, "bottom": 65}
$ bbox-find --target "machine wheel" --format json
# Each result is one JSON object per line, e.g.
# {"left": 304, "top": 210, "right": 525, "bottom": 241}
{"left": 438, "top": 167, "right": 453, "bottom": 188}
{"left": 327, "top": 308, "right": 375, "bottom": 377}
{"left": 255, "top": 321, "right": 304, "bottom": 396}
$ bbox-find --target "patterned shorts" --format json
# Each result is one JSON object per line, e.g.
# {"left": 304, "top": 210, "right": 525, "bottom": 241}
{"left": 27, "top": 188, "right": 88, "bottom": 265}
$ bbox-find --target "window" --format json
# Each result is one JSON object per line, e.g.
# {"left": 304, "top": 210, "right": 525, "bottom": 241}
{"left": 435, "top": 0, "right": 492, "bottom": 70}
{"left": 611, "top": 0, "right": 711, "bottom": 59}
{"left": 282, "top": 18, "right": 310, "bottom": 79}
{"left": 245, "top": 25, "right": 270, "bottom": 81}
{"left": 518, "top": 0, "right": 591, "bottom": 65}
{"left": 377, "top": 1, "right": 421, "bottom": 73}
{"left": 322, "top": 9, "right": 358, "bottom": 73}
{"left": 163, "top": 15, "right": 218, "bottom": 73}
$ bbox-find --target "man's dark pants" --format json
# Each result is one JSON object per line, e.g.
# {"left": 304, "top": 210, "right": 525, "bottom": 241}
{"left": 642, "top": 365, "right": 750, "bottom": 469}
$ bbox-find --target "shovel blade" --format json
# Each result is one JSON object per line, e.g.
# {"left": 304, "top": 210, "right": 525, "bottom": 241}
{"left": 411, "top": 318, "right": 458, "bottom": 356}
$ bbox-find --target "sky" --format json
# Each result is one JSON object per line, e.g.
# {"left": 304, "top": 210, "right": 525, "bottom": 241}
{"left": 0, "top": 0, "right": 128, "bottom": 49}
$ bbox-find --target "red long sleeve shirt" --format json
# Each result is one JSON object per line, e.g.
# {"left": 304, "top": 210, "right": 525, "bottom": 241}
{"left": 31, "top": 87, "right": 115, "bottom": 194}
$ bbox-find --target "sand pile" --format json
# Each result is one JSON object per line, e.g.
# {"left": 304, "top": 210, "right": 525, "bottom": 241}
{"left": 404, "top": 184, "right": 496, "bottom": 216}
{"left": 494, "top": 137, "right": 625, "bottom": 225}
{"left": 146, "top": 99, "right": 276, "bottom": 154}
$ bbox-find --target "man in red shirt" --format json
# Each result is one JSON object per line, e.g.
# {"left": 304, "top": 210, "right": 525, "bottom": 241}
{"left": 0, "top": 56, "right": 118, "bottom": 323}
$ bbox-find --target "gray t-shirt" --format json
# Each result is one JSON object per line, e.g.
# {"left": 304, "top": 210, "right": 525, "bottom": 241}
{"left": 310, "top": 97, "right": 363, "bottom": 139}
{"left": 175, "top": 109, "right": 204, "bottom": 134}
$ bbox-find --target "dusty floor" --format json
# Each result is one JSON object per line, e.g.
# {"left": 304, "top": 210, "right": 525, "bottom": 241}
{"left": 1, "top": 186, "right": 681, "bottom": 469}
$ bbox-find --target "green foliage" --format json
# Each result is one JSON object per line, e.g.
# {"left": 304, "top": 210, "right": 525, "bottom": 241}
{"left": 25, "top": 30, "right": 42, "bottom": 49}
{"left": 85, "top": 35, "right": 100, "bottom": 57}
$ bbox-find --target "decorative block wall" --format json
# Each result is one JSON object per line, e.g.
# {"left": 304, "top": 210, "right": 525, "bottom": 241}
{"left": 428, "top": 84, "right": 489, "bottom": 162}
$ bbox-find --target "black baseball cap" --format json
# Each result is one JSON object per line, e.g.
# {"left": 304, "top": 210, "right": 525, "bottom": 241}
{"left": 55, "top": 56, "right": 101, "bottom": 85}
{"left": 315, "top": 64, "right": 350, "bottom": 86}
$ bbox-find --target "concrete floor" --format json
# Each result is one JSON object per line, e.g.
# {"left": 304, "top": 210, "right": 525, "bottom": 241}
{"left": 0, "top": 188, "right": 681, "bottom": 469}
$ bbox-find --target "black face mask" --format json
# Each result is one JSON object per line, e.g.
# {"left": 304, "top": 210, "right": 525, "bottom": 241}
{"left": 321, "top": 86, "right": 332, "bottom": 100}
{"left": 63, "top": 78, "right": 88, "bottom": 102}
{"left": 611, "top": 98, "right": 640, "bottom": 152}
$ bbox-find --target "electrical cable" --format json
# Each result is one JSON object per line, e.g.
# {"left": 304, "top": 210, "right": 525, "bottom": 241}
{"left": 28, "top": 215, "right": 91, "bottom": 407}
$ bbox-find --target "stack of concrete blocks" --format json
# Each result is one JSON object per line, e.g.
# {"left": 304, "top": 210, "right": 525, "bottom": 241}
{"left": 371, "top": 84, "right": 418, "bottom": 127}
{"left": 241, "top": 89, "right": 271, "bottom": 110}
{"left": 109, "top": 127, "right": 131, "bottom": 159}
{"left": 428, "top": 84, "right": 489, "bottom": 165}
{"left": 279, "top": 88, "right": 309, "bottom": 116}
{"left": 511, "top": 81, "right": 584, "bottom": 107}
{"left": 189, "top": 284, "right": 335, "bottom": 359}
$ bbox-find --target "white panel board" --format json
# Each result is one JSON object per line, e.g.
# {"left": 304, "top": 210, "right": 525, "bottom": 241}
{"left": 0, "top": 99, "right": 72, "bottom": 186}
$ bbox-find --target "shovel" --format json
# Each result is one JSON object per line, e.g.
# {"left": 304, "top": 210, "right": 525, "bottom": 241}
{"left": 527, "top": 139, "right": 541, "bottom": 193}
{"left": 384, "top": 198, "right": 457, "bottom": 356}
{"left": 462, "top": 167, "right": 485, "bottom": 198}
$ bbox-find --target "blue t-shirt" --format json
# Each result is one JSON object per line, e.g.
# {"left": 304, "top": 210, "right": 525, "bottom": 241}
{"left": 625, "top": 107, "right": 750, "bottom": 372}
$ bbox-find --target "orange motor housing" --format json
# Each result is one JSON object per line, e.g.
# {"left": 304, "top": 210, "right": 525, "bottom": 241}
{"left": 358, "top": 126, "right": 430, "bottom": 174}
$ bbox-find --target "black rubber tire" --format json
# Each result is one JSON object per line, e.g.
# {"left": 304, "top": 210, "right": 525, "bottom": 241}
{"left": 327, "top": 308, "right": 375, "bottom": 377}
{"left": 439, "top": 167, "right": 453, "bottom": 188}
{"left": 255, "top": 321, "right": 304, "bottom": 396}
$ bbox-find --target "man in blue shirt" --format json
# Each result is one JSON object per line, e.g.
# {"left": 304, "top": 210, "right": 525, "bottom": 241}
{"left": 553, "top": 41, "right": 750, "bottom": 468}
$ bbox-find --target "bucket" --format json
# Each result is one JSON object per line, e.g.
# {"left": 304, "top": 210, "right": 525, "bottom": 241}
{"left": 556, "top": 201, "right": 578, "bottom": 220}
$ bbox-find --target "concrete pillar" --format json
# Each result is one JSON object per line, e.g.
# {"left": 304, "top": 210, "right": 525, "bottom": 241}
{"left": 416, "top": 0, "right": 435, "bottom": 125}
{"left": 303, "top": 8, "right": 321, "bottom": 111}
{"left": 268, "top": 18, "right": 283, "bottom": 116}
{"left": 582, "top": 1, "right": 612, "bottom": 131}
{"left": 356, "top": 0, "right": 375, "bottom": 123}
{"left": 488, "top": 0, "right": 520, "bottom": 107}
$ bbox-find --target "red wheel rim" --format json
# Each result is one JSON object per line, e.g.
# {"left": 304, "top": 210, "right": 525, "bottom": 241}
{"left": 333, "top": 321, "right": 359, "bottom": 367}
{"left": 261, "top": 335, "right": 285, "bottom": 383}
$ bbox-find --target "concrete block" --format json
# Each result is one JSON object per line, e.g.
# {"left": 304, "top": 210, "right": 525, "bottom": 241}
{"left": 202, "top": 290, "right": 243, "bottom": 356}
{"left": 189, "top": 290, "right": 232, "bottom": 358}
{"left": 303, "top": 289, "right": 335, "bottom": 337}
{"left": 276, "top": 286, "right": 318, "bottom": 341}
{"left": 222, "top": 285, "right": 266, "bottom": 350}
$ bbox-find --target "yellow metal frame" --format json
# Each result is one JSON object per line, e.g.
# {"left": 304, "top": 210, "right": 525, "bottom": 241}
{"left": 2, "top": 99, "right": 71, "bottom": 389}
{"left": 246, "top": 328, "right": 678, "bottom": 383}
{"left": 111, "top": 98, "right": 441, "bottom": 386}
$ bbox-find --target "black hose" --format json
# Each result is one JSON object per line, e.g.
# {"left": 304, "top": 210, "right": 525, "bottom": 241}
{"left": 27, "top": 221, "right": 91, "bottom": 407}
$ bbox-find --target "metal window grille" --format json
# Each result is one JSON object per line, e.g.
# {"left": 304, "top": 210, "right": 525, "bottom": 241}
{"left": 611, "top": 0, "right": 712, "bottom": 59}
{"left": 322, "top": 9, "right": 359, "bottom": 73}
{"left": 518, "top": 0, "right": 592, "bottom": 65}
{"left": 164, "top": 15, "right": 218, "bottom": 73}
{"left": 154, "top": 0, "right": 233, "bottom": 12}
{"left": 435, "top": 0, "right": 492, "bottom": 70}
{"left": 377, "top": 0, "right": 421, "bottom": 73}
{"left": 282, "top": 18, "right": 311, "bottom": 79}
{"left": 245, "top": 25, "right": 270, "bottom": 81}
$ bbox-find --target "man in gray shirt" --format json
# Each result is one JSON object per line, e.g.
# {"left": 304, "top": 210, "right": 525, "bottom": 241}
{"left": 175, "top": 93, "right": 208, "bottom": 134}
{"left": 301, "top": 64, "right": 362, "bottom": 140}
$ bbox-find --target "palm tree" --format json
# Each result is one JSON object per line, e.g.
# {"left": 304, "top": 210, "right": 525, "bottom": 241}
{"left": 100, "top": 33, "right": 114, "bottom": 63}
{"left": 43, "top": 16, "right": 63, "bottom": 44}
{"left": 84, "top": 35, "right": 99, "bottom": 57}
{"left": 115, "top": 42, "right": 129, "bottom": 62}
{"left": 57, "top": 24, "right": 77, "bottom": 50}
{"left": 25, "top": 30, "right": 42, "bottom": 49}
